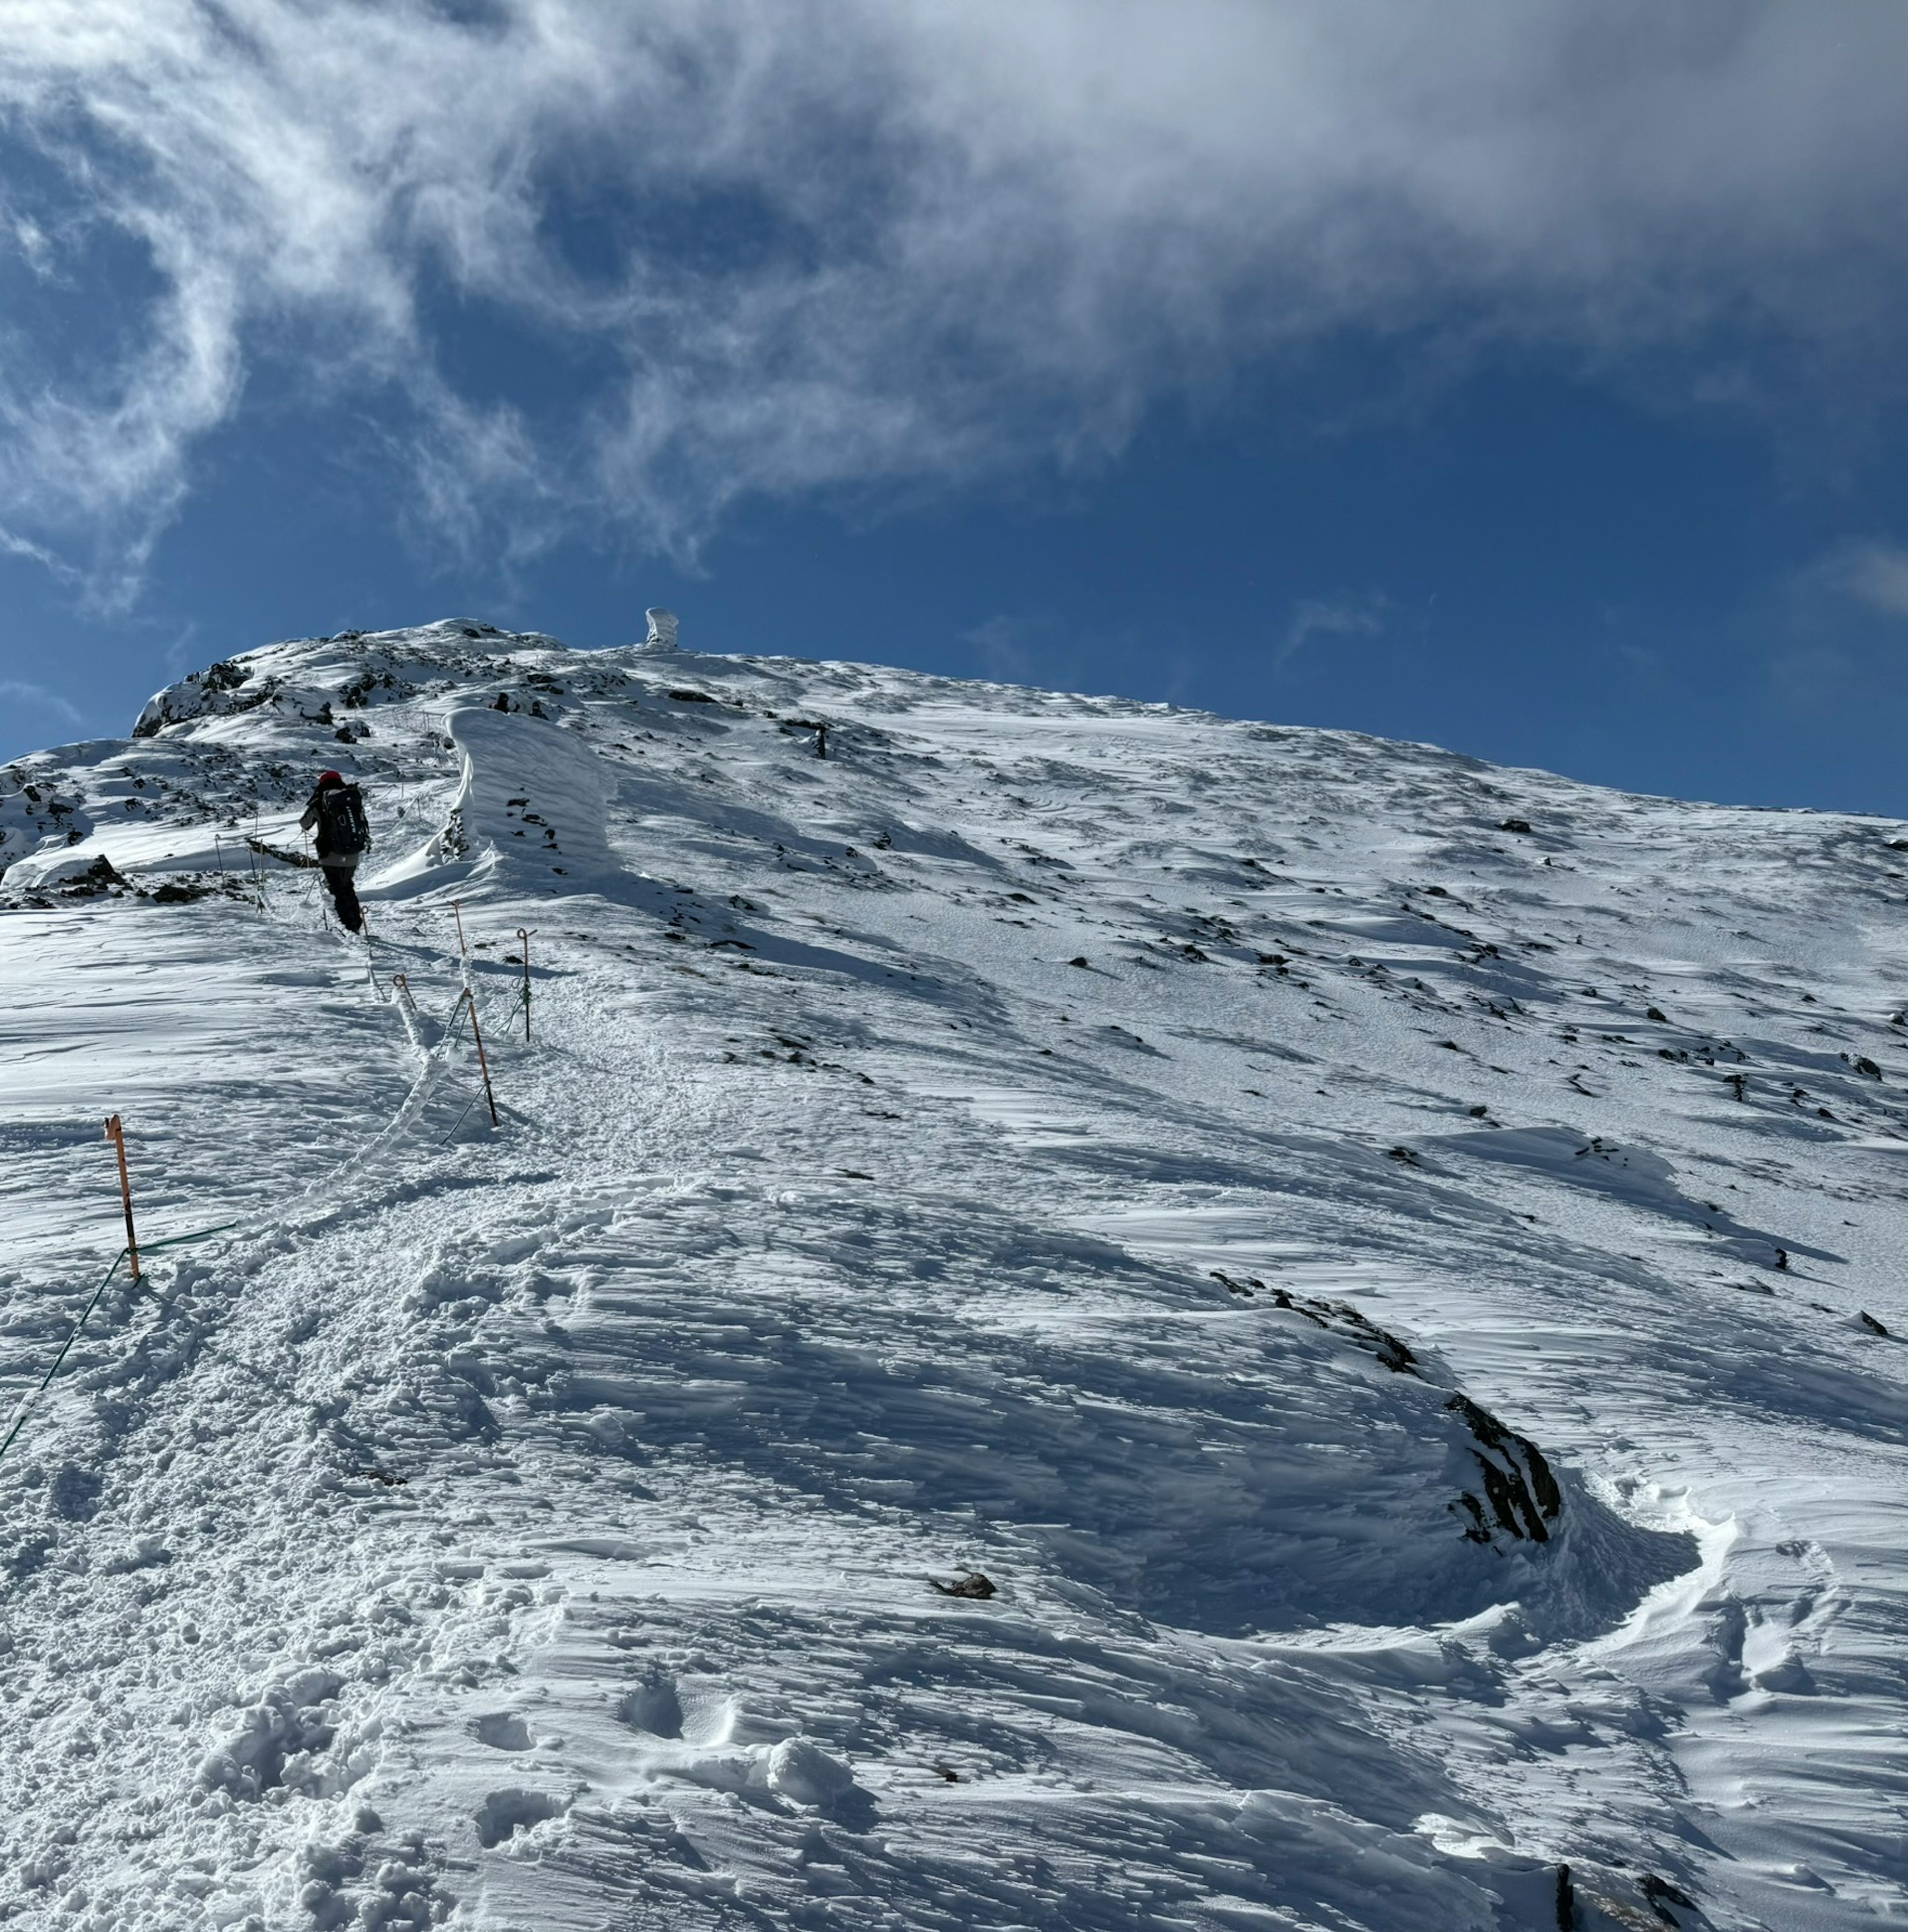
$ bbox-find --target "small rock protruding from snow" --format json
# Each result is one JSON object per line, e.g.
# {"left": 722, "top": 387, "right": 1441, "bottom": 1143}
{"left": 644, "top": 607, "right": 680, "bottom": 652}
{"left": 928, "top": 1570, "right": 997, "bottom": 1599}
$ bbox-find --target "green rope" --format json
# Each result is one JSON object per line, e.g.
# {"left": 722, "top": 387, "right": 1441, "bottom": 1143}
{"left": 139, "top": 1221, "right": 242, "bottom": 1254}
{"left": 0, "top": 1217, "right": 241, "bottom": 1467}
{"left": 0, "top": 1247, "right": 126, "bottom": 1464}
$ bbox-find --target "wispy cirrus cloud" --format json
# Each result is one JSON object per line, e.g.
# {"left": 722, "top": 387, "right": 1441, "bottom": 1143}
{"left": 3, "top": 1, "right": 1908, "bottom": 599}
{"left": 1817, "top": 540, "right": 1908, "bottom": 621}
{"left": 0, "top": 679, "right": 83, "bottom": 726}
{"left": 1276, "top": 591, "right": 1393, "bottom": 669}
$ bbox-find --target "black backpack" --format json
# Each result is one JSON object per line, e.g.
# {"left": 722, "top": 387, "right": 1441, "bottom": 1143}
{"left": 317, "top": 783, "right": 371, "bottom": 858}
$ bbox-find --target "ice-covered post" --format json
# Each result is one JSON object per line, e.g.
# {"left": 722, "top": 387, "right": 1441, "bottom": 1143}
{"left": 103, "top": 1115, "right": 141, "bottom": 1283}
{"left": 461, "top": 990, "right": 500, "bottom": 1127}
{"left": 516, "top": 927, "right": 534, "bottom": 1041}
{"left": 644, "top": 607, "right": 679, "bottom": 652}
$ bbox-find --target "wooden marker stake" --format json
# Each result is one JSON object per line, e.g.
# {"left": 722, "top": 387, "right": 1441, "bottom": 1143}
{"left": 103, "top": 1115, "right": 141, "bottom": 1283}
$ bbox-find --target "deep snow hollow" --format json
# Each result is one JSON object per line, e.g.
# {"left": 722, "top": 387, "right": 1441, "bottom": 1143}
{"left": 1, "top": 619, "right": 1906, "bottom": 1930}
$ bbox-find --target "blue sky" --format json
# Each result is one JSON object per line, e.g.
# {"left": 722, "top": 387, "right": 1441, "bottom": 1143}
{"left": 5, "top": 2, "right": 1908, "bottom": 814}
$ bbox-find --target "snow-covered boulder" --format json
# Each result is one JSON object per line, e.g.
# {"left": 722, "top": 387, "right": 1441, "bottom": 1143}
{"left": 0, "top": 848, "right": 123, "bottom": 894}
{"left": 766, "top": 1737, "right": 857, "bottom": 1809}
{"left": 133, "top": 657, "right": 272, "bottom": 737}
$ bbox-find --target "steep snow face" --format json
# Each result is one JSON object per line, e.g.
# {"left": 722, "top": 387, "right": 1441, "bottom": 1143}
{"left": 0, "top": 619, "right": 1905, "bottom": 1929}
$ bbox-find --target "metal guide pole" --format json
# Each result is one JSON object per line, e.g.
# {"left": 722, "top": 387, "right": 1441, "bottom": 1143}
{"left": 462, "top": 990, "right": 499, "bottom": 1127}
{"left": 516, "top": 927, "right": 535, "bottom": 1040}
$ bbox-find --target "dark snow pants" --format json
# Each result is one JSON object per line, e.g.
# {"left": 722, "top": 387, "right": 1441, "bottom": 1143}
{"left": 322, "top": 864, "right": 363, "bottom": 932}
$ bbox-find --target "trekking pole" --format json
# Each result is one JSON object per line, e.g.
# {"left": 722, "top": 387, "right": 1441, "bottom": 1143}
{"left": 451, "top": 900, "right": 469, "bottom": 960}
{"left": 461, "top": 990, "right": 499, "bottom": 1127}
{"left": 103, "top": 1115, "right": 141, "bottom": 1284}
{"left": 516, "top": 927, "right": 535, "bottom": 1041}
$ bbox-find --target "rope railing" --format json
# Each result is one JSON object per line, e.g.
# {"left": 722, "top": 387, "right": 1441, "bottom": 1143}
{"left": 1, "top": 896, "right": 527, "bottom": 1475}
{"left": 0, "top": 1217, "right": 240, "bottom": 1467}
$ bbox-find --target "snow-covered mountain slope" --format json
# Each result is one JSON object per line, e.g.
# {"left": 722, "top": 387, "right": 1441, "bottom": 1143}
{"left": 2, "top": 618, "right": 1906, "bottom": 1931}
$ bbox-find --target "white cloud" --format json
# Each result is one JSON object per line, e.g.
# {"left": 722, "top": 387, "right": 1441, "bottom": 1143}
{"left": 1278, "top": 591, "right": 1391, "bottom": 667}
{"left": 0, "top": 679, "right": 83, "bottom": 726}
{"left": 0, "top": 525, "right": 80, "bottom": 584}
{"left": 2, "top": 1, "right": 1907, "bottom": 590}
{"left": 1820, "top": 541, "right": 1908, "bottom": 621}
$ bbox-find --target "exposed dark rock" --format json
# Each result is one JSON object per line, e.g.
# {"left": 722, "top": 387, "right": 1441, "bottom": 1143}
{"left": 929, "top": 1572, "right": 996, "bottom": 1600}
{"left": 1640, "top": 1873, "right": 1696, "bottom": 1925}
{"left": 60, "top": 855, "right": 130, "bottom": 896}
{"left": 1447, "top": 1393, "right": 1562, "bottom": 1541}
{"left": 1316, "top": 1303, "right": 1419, "bottom": 1374}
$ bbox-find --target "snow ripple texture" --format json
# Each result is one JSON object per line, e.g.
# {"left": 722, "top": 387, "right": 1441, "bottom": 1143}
{"left": 0, "top": 619, "right": 1903, "bottom": 1929}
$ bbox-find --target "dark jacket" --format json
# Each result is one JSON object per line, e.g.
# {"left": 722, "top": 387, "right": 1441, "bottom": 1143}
{"left": 300, "top": 782, "right": 364, "bottom": 870}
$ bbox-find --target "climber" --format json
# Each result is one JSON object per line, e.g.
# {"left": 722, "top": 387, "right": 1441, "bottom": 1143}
{"left": 299, "top": 768, "right": 371, "bottom": 932}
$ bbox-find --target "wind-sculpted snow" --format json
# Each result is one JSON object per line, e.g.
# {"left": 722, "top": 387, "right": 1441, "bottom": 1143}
{"left": 0, "top": 620, "right": 1904, "bottom": 1927}
{"left": 379, "top": 704, "right": 618, "bottom": 899}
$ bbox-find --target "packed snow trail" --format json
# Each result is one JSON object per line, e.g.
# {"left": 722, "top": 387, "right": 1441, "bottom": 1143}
{"left": 0, "top": 622, "right": 1905, "bottom": 1929}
